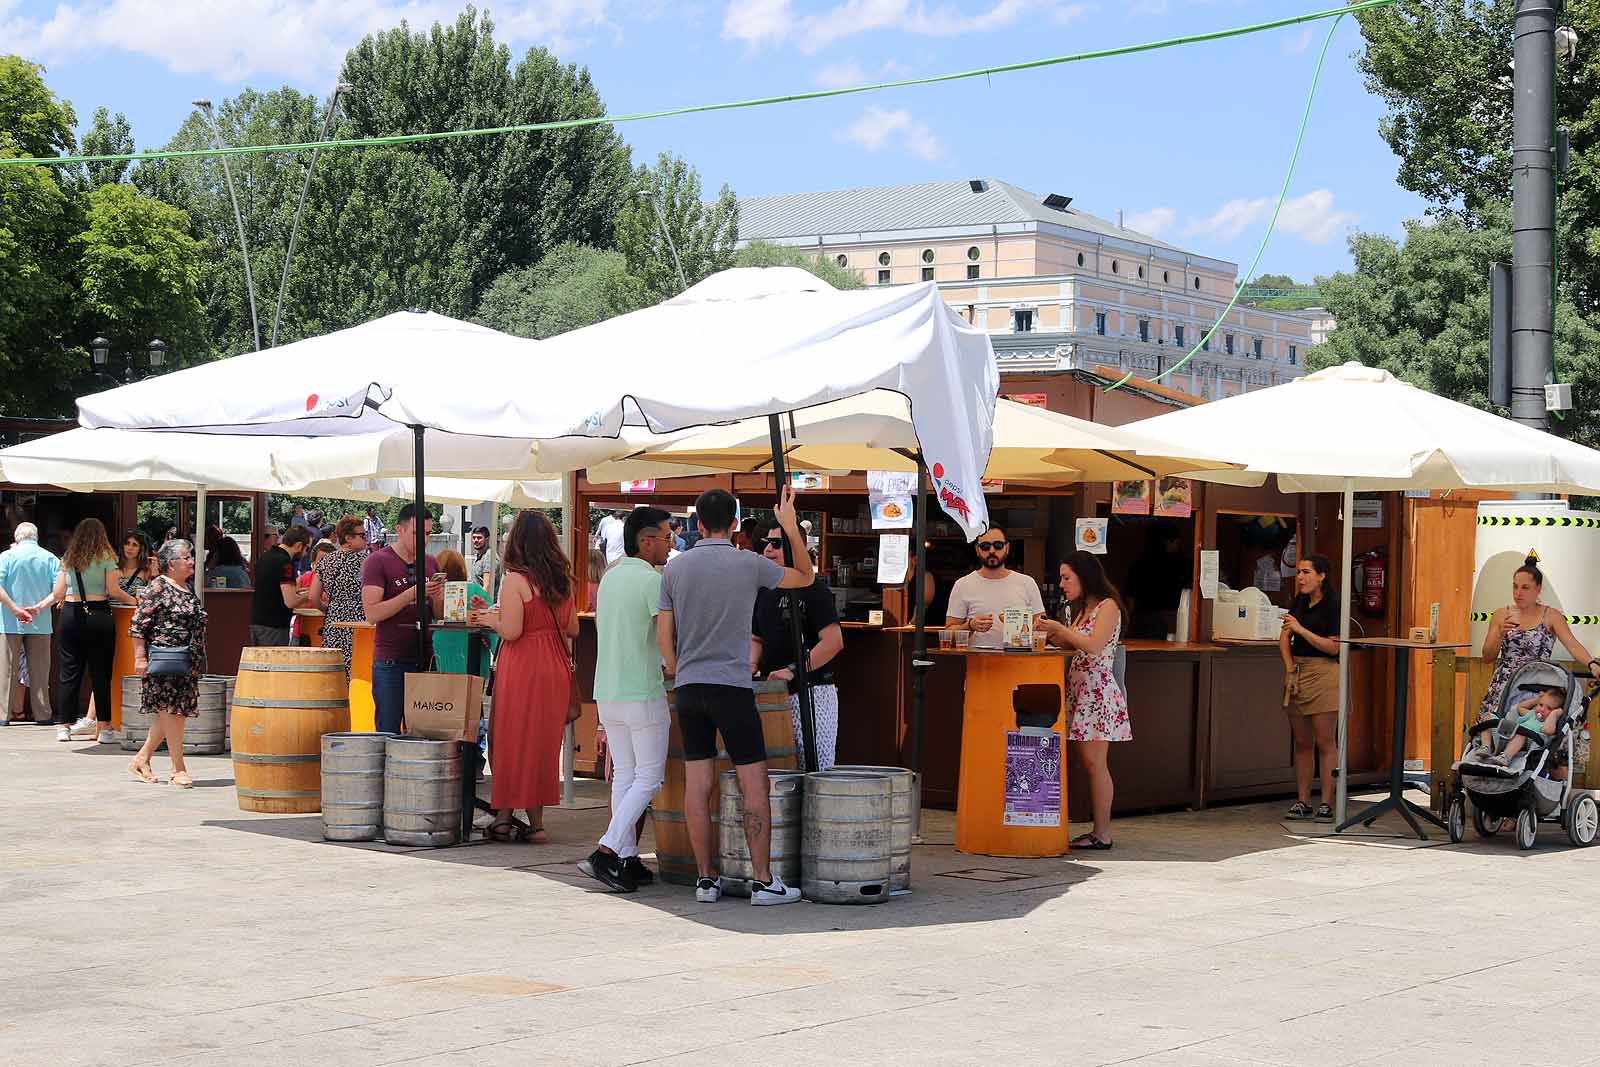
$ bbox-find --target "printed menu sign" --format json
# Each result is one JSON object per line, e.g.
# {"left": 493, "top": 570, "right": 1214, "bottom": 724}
{"left": 1002, "top": 607, "right": 1033, "bottom": 650}
{"left": 1004, "top": 731, "right": 1062, "bottom": 826}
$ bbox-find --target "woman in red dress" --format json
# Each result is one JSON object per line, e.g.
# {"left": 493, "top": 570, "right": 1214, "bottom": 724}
{"left": 473, "top": 510, "right": 577, "bottom": 842}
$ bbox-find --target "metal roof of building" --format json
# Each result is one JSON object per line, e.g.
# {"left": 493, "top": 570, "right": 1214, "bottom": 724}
{"left": 737, "top": 178, "right": 1190, "bottom": 254}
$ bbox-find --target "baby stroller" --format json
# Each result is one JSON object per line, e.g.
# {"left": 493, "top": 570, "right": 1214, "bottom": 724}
{"left": 1445, "top": 659, "right": 1598, "bottom": 850}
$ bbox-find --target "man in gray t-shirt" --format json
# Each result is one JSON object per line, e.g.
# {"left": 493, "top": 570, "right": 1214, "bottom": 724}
{"left": 657, "top": 486, "right": 814, "bottom": 906}
{"left": 946, "top": 525, "right": 1046, "bottom": 650}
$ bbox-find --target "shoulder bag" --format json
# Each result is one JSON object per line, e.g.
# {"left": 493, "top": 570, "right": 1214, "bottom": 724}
{"left": 144, "top": 581, "right": 194, "bottom": 676}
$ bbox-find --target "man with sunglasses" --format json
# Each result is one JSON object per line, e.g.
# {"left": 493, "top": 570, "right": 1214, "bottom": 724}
{"left": 752, "top": 525, "right": 845, "bottom": 769}
{"left": 946, "top": 525, "right": 1044, "bottom": 651}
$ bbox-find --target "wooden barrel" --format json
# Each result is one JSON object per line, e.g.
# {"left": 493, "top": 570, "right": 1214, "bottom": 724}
{"left": 832, "top": 766, "right": 916, "bottom": 891}
{"left": 652, "top": 680, "right": 798, "bottom": 886}
{"left": 119, "top": 675, "right": 148, "bottom": 752}
{"left": 802, "top": 770, "right": 892, "bottom": 905}
{"left": 718, "top": 769, "right": 804, "bottom": 896}
{"left": 383, "top": 737, "right": 461, "bottom": 847}
{"left": 231, "top": 647, "right": 350, "bottom": 813}
{"left": 321, "top": 732, "right": 394, "bottom": 841}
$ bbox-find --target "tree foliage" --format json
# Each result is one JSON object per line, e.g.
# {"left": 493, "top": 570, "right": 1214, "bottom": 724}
{"left": 78, "top": 107, "right": 133, "bottom": 190}
{"left": 476, "top": 242, "right": 650, "bottom": 339}
{"left": 735, "top": 240, "right": 863, "bottom": 289}
{"left": 614, "top": 152, "right": 739, "bottom": 297}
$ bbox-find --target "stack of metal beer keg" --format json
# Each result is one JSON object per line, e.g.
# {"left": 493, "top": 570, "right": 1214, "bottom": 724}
{"left": 120, "top": 674, "right": 231, "bottom": 755}
{"left": 320, "top": 733, "right": 464, "bottom": 847}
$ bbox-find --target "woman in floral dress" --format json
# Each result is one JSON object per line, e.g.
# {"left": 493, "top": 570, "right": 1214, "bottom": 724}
{"left": 308, "top": 517, "right": 370, "bottom": 676}
{"left": 1041, "top": 550, "right": 1128, "bottom": 851}
{"left": 1478, "top": 552, "right": 1600, "bottom": 719}
{"left": 127, "top": 540, "right": 208, "bottom": 788}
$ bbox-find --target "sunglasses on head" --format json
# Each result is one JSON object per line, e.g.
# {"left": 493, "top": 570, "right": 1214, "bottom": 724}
{"left": 977, "top": 540, "right": 1006, "bottom": 551}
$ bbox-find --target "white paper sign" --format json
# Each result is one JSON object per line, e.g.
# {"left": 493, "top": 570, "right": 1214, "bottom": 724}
{"left": 1199, "top": 550, "right": 1220, "bottom": 600}
{"left": 1352, "top": 498, "right": 1383, "bottom": 529}
{"left": 877, "top": 534, "right": 909, "bottom": 584}
{"left": 1074, "top": 518, "right": 1108, "bottom": 555}
{"left": 867, "top": 470, "right": 917, "bottom": 496}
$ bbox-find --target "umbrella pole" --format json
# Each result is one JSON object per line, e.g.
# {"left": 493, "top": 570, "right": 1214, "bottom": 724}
{"left": 195, "top": 484, "right": 207, "bottom": 611}
{"left": 413, "top": 425, "right": 429, "bottom": 670}
{"left": 910, "top": 459, "right": 930, "bottom": 774}
{"left": 768, "top": 414, "right": 818, "bottom": 773}
{"left": 1334, "top": 479, "right": 1354, "bottom": 825}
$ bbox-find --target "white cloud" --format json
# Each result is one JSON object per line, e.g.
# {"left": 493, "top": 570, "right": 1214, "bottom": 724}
{"left": 1184, "top": 189, "right": 1357, "bottom": 246}
{"left": 1124, "top": 206, "right": 1176, "bottom": 238}
{"left": 1282, "top": 25, "right": 1315, "bottom": 56}
{"left": 815, "top": 61, "right": 868, "bottom": 88}
{"left": 726, "top": 0, "right": 1089, "bottom": 52}
{"left": 842, "top": 105, "right": 942, "bottom": 160}
{"left": 1, "top": 0, "right": 613, "bottom": 83}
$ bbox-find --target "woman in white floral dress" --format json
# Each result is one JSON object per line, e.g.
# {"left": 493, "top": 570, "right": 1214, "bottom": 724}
{"left": 1040, "top": 550, "right": 1128, "bottom": 850}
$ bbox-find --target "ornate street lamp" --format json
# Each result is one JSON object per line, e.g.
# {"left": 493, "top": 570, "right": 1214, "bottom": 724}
{"left": 89, "top": 337, "right": 171, "bottom": 384}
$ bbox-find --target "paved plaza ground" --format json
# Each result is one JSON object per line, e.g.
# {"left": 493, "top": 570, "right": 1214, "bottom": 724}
{"left": 3, "top": 725, "right": 1597, "bottom": 1066}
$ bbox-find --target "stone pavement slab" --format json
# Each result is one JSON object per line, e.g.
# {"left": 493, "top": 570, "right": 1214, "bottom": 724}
{"left": 3, "top": 726, "right": 1598, "bottom": 1066}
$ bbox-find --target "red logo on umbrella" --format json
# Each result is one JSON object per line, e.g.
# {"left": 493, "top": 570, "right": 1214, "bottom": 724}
{"left": 932, "top": 462, "right": 945, "bottom": 479}
{"left": 305, "top": 394, "right": 319, "bottom": 412}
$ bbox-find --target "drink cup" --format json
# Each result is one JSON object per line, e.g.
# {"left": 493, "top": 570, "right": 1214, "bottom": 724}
{"left": 938, "top": 628, "right": 954, "bottom": 651}
{"left": 953, "top": 629, "right": 970, "bottom": 650}
{"left": 1032, "top": 633, "right": 1047, "bottom": 653}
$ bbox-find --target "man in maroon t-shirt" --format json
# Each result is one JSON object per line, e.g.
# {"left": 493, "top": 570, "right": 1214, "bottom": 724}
{"left": 361, "top": 503, "right": 444, "bottom": 734}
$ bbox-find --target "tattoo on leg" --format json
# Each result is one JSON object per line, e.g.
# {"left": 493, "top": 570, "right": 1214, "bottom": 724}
{"left": 743, "top": 809, "right": 767, "bottom": 841}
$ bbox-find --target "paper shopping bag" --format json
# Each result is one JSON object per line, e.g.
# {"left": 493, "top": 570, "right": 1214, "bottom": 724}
{"left": 403, "top": 671, "right": 485, "bottom": 743}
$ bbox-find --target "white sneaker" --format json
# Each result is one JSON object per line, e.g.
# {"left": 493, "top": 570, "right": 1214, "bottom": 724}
{"left": 97, "top": 729, "right": 120, "bottom": 745}
{"left": 750, "top": 873, "right": 802, "bottom": 906}
{"left": 68, "top": 718, "right": 97, "bottom": 740}
{"left": 694, "top": 876, "right": 722, "bottom": 903}
{"left": 56, "top": 725, "right": 72, "bottom": 742}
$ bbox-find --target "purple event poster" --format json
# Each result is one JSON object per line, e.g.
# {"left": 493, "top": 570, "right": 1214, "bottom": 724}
{"left": 1003, "top": 731, "right": 1062, "bottom": 827}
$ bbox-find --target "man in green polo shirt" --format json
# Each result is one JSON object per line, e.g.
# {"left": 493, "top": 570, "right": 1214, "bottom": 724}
{"left": 579, "top": 505, "right": 674, "bottom": 893}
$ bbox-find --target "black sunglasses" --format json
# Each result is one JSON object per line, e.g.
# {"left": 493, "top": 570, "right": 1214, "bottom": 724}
{"left": 761, "top": 537, "right": 785, "bottom": 549}
{"left": 976, "top": 540, "right": 1006, "bottom": 551}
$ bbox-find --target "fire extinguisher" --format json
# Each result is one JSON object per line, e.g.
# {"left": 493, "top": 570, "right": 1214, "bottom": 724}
{"left": 1360, "top": 549, "right": 1386, "bottom": 617}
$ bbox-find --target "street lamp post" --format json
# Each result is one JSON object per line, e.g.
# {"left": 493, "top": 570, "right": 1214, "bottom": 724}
{"left": 90, "top": 337, "right": 171, "bottom": 385}
{"left": 194, "top": 99, "right": 261, "bottom": 352}
{"left": 270, "top": 82, "right": 352, "bottom": 348}
{"left": 638, "top": 189, "right": 688, "bottom": 292}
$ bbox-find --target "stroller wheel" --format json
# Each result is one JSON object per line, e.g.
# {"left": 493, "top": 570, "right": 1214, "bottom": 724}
{"left": 1516, "top": 807, "right": 1539, "bottom": 851}
{"left": 1446, "top": 795, "right": 1466, "bottom": 844}
{"left": 1472, "top": 805, "right": 1499, "bottom": 839}
{"left": 1566, "top": 792, "right": 1598, "bottom": 848}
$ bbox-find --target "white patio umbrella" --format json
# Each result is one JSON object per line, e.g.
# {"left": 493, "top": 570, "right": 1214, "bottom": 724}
{"left": 73, "top": 273, "right": 999, "bottom": 770}
{"left": 1124, "top": 361, "right": 1600, "bottom": 823}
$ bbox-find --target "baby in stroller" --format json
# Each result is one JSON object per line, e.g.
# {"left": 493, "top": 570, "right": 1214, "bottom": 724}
{"left": 1483, "top": 684, "right": 1566, "bottom": 767}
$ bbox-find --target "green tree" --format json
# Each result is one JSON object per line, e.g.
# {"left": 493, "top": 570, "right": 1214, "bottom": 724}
{"left": 614, "top": 152, "right": 738, "bottom": 297}
{"left": 476, "top": 242, "right": 650, "bottom": 339}
{"left": 734, "top": 240, "right": 863, "bottom": 289}
{"left": 78, "top": 106, "right": 134, "bottom": 190}
{"left": 338, "top": 7, "right": 632, "bottom": 303}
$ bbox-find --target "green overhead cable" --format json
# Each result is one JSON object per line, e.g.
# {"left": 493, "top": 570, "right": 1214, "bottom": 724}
{"left": 0, "top": 0, "right": 1396, "bottom": 168}
{"left": 1106, "top": 9, "right": 1348, "bottom": 393}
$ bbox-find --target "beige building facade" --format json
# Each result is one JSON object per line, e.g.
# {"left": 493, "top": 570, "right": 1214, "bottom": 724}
{"left": 738, "top": 179, "right": 1313, "bottom": 399}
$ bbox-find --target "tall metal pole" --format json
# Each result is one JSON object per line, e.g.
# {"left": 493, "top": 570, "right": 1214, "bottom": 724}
{"left": 1510, "top": 0, "right": 1557, "bottom": 431}
{"left": 195, "top": 100, "right": 261, "bottom": 352}
{"left": 641, "top": 190, "right": 687, "bottom": 292}
{"left": 413, "top": 425, "right": 429, "bottom": 670}
{"left": 768, "top": 416, "right": 819, "bottom": 773}
{"left": 561, "top": 471, "right": 576, "bottom": 807}
{"left": 909, "top": 460, "right": 930, "bottom": 773}
{"left": 270, "top": 83, "right": 349, "bottom": 348}
{"left": 1334, "top": 480, "right": 1354, "bottom": 825}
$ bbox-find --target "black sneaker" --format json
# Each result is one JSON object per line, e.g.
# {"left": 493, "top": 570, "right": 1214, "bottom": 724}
{"left": 623, "top": 856, "right": 654, "bottom": 886}
{"left": 1314, "top": 804, "right": 1334, "bottom": 823}
{"left": 1285, "top": 801, "right": 1314, "bottom": 820}
{"left": 577, "top": 849, "right": 636, "bottom": 893}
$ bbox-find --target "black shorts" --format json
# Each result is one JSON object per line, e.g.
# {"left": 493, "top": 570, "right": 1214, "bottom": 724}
{"left": 674, "top": 683, "right": 768, "bottom": 766}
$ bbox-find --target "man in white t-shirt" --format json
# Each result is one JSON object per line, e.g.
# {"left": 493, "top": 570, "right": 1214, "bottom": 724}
{"left": 946, "top": 525, "right": 1045, "bottom": 650}
{"left": 595, "top": 510, "right": 627, "bottom": 566}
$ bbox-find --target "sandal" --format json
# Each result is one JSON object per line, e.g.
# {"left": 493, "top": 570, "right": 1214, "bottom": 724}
{"left": 169, "top": 771, "right": 194, "bottom": 789}
{"left": 1070, "top": 832, "right": 1113, "bottom": 850}
{"left": 525, "top": 827, "right": 548, "bottom": 844}
{"left": 128, "top": 760, "right": 157, "bottom": 784}
{"left": 485, "top": 818, "right": 517, "bottom": 842}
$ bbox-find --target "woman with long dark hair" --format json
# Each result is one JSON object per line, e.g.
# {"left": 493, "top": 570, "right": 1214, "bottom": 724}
{"left": 117, "top": 529, "right": 156, "bottom": 597}
{"left": 1040, "top": 551, "right": 1128, "bottom": 850}
{"left": 472, "top": 510, "right": 578, "bottom": 842}
{"left": 1479, "top": 551, "right": 1599, "bottom": 717}
{"left": 1279, "top": 553, "right": 1341, "bottom": 821}
{"left": 50, "top": 517, "right": 136, "bottom": 742}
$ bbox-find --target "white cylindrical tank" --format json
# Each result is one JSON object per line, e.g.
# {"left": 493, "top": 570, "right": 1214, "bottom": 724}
{"left": 1470, "top": 500, "right": 1600, "bottom": 661}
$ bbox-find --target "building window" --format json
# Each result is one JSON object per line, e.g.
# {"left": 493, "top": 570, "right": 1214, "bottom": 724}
{"left": 878, "top": 251, "right": 891, "bottom": 266}
{"left": 1224, "top": 333, "right": 1235, "bottom": 355}
{"left": 1111, "top": 259, "right": 1119, "bottom": 274}
{"left": 1253, "top": 338, "right": 1263, "bottom": 359}
{"left": 1076, "top": 252, "right": 1085, "bottom": 267}
{"left": 967, "top": 264, "right": 980, "bottom": 280}
{"left": 1202, "top": 335, "right": 1210, "bottom": 352}
{"left": 921, "top": 248, "right": 935, "bottom": 264}
{"left": 1194, "top": 276, "right": 1202, "bottom": 290}
{"left": 1174, "top": 324, "right": 1185, "bottom": 348}
{"left": 1138, "top": 319, "right": 1150, "bottom": 342}
{"left": 834, "top": 254, "right": 848, "bottom": 268}
{"left": 1012, "top": 309, "right": 1035, "bottom": 333}
{"left": 1137, "top": 265, "right": 1145, "bottom": 279}
{"left": 877, "top": 269, "right": 891, "bottom": 284}
{"left": 966, "top": 246, "right": 980, "bottom": 261}
{"left": 1095, "top": 312, "right": 1107, "bottom": 336}
{"left": 1289, "top": 344, "right": 1297, "bottom": 365}
{"left": 921, "top": 267, "right": 934, "bottom": 282}
{"left": 1163, "top": 270, "right": 1170, "bottom": 284}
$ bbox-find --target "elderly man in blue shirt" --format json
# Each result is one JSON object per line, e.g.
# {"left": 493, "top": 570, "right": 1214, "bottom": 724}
{"left": 0, "top": 523, "right": 62, "bottom": 724}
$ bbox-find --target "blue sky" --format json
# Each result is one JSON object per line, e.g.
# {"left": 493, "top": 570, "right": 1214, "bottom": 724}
{"left": 4, "top": 0, "right": 1432, "bottom": 282}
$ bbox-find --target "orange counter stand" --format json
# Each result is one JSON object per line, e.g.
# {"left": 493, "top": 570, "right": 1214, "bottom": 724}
{"left": 294, "top": 607, "right": 325, "bottom": 648}
{"left": 327, "top": 621, "right": 376, "bottom": 732}
{"left": 109, "top": 605, "right": 136, "bottom": 731}
{"left": 942, "top": 647, "right": 1072, "bottom": 858}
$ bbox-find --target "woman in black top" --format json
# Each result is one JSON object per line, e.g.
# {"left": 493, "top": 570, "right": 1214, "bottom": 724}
{"left": 1279, "top": 553, "right": 1340, "bottom": 821}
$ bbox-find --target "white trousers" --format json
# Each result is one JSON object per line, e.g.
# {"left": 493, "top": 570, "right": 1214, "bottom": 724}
{"left": 597, "top": 698, "right": 670, "bottom": 858}
{"left": 788, "top": 684, "right": 840, "bottom": 771}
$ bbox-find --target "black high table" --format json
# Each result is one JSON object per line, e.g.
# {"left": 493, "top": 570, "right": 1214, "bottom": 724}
{"left": 428, "top": 621, "right": 497, "bottom": 841}
{"left": 1335, "top": 637, "right": 1471, "bottom": 841}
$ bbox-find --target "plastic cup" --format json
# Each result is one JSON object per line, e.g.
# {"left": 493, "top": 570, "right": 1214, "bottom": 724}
{"left": 953, "top": 629, "right": 971, "bottom": 650}
{"left": 938, "top": 628, "right": 954, "bottom": 651}
{"left": 1032, "top": 633, "right": 1046, "bottom": 653}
